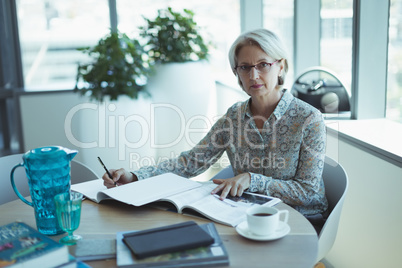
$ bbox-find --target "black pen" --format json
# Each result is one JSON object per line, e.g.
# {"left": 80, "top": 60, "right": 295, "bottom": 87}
{"left": 97, "top": 157, "right": 117, "bottom": 186}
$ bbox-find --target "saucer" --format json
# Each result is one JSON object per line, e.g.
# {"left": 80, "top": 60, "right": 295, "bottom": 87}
{"left": 235, "top": 221, "right": 290, "bottom": 241}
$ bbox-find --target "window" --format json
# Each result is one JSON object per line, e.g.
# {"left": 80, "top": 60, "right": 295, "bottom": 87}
{"left": 116, "top": 0, "right": 240, "bottom": 85}
{"left": 16, "top": 0, "right": 240, "bottom": 91}
{"left": 387, "top": 0, "right": 402, "bottom": 123}
{"left": 320, "top": 0, "right": 353, "bottom": 96}
{"left": 263, "top": 0, "right": 294, "bottom": 87}
{"left": 16, "top": 0, "right": 110, "bottom": 90}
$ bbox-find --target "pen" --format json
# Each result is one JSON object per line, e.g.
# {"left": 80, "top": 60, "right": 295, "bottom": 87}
{"left": 97, "top": 156, "right": 117, "bottom": 186}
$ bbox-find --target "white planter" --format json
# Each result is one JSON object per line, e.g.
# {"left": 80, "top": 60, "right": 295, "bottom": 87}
{"left": 67, "top": 94, "right": 156, "bottom": 175}
{"left": 146, "top": 61, "right": 217, "bottom": 159}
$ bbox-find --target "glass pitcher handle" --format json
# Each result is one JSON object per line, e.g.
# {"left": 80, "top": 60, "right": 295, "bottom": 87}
{"left": 10, "top": 163, "right": 33, "bottom": 206}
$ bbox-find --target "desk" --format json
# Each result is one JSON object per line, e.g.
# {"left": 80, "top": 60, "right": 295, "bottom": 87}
{"left": 0, "top": 199, "right": 318, "bottom": 268}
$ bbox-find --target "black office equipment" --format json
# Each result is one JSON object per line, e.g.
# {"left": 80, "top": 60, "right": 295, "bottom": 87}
{"left": 291, "top": 67, "right": 351, "bottom": 113}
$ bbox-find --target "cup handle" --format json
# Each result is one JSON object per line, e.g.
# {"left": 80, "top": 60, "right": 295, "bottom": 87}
{"left": 10, "top": 163, "right": 33, "bottom": 207}
{"left": 278, "top": 210, "right": 289, "bottom": 223}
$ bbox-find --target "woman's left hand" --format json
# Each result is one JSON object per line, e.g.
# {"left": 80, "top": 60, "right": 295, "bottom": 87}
{"left": 211, "top": 173, "right": 251, "bottom": 200}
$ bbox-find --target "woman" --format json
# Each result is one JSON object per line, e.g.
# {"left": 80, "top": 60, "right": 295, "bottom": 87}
{"left": 102, "top": 29, "right": 328, "bottom": 222}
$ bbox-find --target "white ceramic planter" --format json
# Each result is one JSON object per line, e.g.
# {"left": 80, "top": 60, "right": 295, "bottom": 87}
{"left": 146, "top": 61, "right": 217, "bottom": 159}
{"left": 66, "top": 94, "right": 156, "bottom": 175}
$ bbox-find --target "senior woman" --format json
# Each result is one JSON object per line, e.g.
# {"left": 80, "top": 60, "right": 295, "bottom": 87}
{"left": 102, "top": 29, "right": 328, "bottom": 228}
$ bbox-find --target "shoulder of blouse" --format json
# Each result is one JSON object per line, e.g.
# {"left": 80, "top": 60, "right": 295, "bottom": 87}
{"left": 289, "top": 97, "right": 325, "bottom": 122}
{"left": 225, "top": 99, "right": 249, "bottom": 118}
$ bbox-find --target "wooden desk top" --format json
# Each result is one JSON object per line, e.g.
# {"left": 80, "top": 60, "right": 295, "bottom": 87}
{"left": 0, "top": 199, "right": 318, "bottom": 268}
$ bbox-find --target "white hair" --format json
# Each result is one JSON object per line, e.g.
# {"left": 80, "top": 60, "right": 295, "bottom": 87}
{"left": 228, "top": 29, "right": 289, "bottom": 88}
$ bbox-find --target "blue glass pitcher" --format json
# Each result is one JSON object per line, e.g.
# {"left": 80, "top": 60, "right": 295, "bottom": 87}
{"left": 10, "top": 146, "right": 78, "bottom": 235}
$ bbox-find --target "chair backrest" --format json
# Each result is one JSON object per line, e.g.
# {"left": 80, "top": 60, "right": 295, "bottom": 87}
{"left": 1, "top": 154, "right": 99, "bottom": 205}
{"left": 0, "top": 154, "right": 29, "bottom": 205}
{"left": 70, "top": 160, "right": 99, "bottom": 184}
{"left": 210, "top": 166, "right": 234, "bottom": 180}
{"left": 316, "top": 156, "right": 349, "bottom": 262}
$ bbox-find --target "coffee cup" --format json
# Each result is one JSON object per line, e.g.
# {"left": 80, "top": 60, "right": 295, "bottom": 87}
{"left": 246, "top": 206, "right": 289, "bottom": 236}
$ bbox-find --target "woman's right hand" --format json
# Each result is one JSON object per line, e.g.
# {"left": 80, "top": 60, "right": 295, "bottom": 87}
{"left": 102, "top": 168, "right": 137, "bottom": 188}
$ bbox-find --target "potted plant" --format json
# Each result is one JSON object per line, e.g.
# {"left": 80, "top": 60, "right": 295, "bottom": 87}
{"left": 74, "top": 30, "right": 152, "bottom": 102}
{"left": 139, "top": 7, "right": 216, "bottom": 159}
{"left": 73, "top": 30, "right": 155, "bottom": 174}
{"left": 140, "top": 7, "right": 210, "bottom": 64}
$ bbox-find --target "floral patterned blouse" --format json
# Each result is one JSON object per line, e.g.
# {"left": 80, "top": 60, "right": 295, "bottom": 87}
{"left": 133, "top": 89, "right": 328, "bottom": 216}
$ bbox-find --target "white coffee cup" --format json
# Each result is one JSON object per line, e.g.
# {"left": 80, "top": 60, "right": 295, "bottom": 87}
{"left": 246, "top": 206, "right": 289, "bottom": 236}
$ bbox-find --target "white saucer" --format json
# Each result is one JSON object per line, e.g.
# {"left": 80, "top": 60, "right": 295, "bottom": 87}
{"left": 235, "top": 221, "right": 290, "bottom": 241}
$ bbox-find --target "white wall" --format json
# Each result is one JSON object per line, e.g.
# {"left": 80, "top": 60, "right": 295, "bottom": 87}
{"left": 325, "top": 132, "right": 402, "bottom": 267}
{"left": 19, "top": 92, "right": 156, "bottom": 177}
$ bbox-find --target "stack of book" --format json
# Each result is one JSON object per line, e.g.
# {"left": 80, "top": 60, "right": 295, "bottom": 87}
{"left": 0, "top": 222, "right": 72, "bottom": 268}
{"left": 71, "top": 238, "right": 116, "bottom": 262}
{"left": 116, "top": 221, "right": 229, "bottom": 267}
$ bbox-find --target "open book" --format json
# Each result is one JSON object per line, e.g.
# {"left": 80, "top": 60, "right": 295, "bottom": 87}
{"left": 71, "top": 173, "right": 281, "bottom": 227}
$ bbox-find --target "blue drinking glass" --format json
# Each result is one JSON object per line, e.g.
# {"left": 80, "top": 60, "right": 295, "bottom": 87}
{"left": 54, "top": 192, "right": 83, "bottom": 245}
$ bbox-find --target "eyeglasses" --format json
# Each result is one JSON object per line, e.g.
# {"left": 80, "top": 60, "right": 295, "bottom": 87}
{"left": 235, "top": 59, "right": 281, "bottom": 76}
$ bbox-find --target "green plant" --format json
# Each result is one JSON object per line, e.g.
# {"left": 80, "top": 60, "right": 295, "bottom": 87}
{"left": 140, "top": 7, "right": 210, "bottom": 64}
{"left": 74, "top": 30, "right": 152, "bottom": 102}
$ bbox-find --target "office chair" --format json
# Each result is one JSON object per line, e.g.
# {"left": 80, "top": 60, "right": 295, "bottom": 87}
{"left": 210, "top": 165, "right": 234, "bottom": 181}
{"left": 1, "top": 154, "right": 99, "bottom": 205}
{"left": 211, "top": 156, "right": 349, "bottom": 267}
{"left": 1, "top": 153, "right": 29, "bottom": 205}
{"left": 316, "top": 156, "right": 349, "bottom": 265}
{"left": 70, "top": 159, "right": 100, "bottom": 184}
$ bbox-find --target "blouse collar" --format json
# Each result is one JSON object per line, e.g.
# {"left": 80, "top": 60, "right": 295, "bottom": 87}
{"left": 243, "top": 89, "right": 294, "bottom": 120}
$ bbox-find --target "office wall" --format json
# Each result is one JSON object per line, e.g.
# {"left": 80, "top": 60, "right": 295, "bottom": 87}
{"left": 325, "top": 133, "right": 402, "bottom": 268}
{"left": 19, "top": 91, "right": 156, "bottom": 177}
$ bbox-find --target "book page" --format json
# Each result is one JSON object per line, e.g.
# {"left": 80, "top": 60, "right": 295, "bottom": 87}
{"left": 71, "top": 179, "right": 109, "bottom": 203}
{"left": 73, "top": 239, "right": 116, "bottom": 261}
{"left": 162, "top": 181, "right": 280, "bottom": 227}
{"left": 98, "top": 173, "right": 202, "bottom": 206}
{"left": 183, "top": 195, "right": 249, "bottom": 227}
{"left": 71, "top": 173, "right": 201, "bottom": 206}
{"left": 160, "top": 182, "right": 216, "bottom": 211}
{"left": 215, "top": 192, "right": 282, "bottom": 208}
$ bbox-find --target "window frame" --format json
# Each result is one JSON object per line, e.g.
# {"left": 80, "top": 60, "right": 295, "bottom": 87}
{"left": 351, "top": 0, "right": 389, "bottom": 119}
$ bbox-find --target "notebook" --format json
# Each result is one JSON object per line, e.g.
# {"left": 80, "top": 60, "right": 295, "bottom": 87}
{"left": 122, "top": 221, "right": 214, "bottom": 259}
